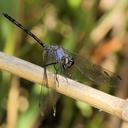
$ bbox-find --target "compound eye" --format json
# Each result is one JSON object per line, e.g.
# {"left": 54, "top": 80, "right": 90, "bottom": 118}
{"left": 70, "top": 58, "right": 74, "bottom": 65}
{"left": 64, "top": 57, "right": 68, "bottom": 64}
{"left": 72, "top": 60, "right": 74, "bottom": 65}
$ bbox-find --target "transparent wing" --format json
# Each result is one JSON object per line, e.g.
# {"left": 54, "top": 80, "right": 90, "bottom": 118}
{"left": 39, "top": 51, "right": 59, "bottom": 117}
{"left": 63, "top": 49, "right": 121, "bottom": 88}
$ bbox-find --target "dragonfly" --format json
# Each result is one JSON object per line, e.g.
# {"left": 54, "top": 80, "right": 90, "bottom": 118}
{"left": 2, "top": 12, "right": 122, "bottom": 116}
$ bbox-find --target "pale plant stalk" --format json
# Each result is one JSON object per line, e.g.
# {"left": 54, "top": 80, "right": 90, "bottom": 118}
{"left": 0, "top": 51, "right": 128, "bottom": 121}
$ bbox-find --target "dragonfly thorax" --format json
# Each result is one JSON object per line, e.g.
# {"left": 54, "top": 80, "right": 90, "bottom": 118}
{"left": 61, "top": 56, "right": 74, "bottom": 70}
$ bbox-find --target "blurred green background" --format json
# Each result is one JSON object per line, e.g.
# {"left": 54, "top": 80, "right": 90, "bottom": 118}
{"left": 0, "top": 0, "right": 128, "bottom": 128}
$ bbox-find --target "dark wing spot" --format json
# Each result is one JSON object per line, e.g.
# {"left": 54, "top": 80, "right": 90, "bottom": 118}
{"left": 103, "top": 71, "right": 110, "bottom": 77}
{"left": 117, "top": 75, "right": 122, "bottom": 80}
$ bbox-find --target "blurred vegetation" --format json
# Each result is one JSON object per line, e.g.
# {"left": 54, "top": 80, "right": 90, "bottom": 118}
{"left": 0, "top": 0, "right": 128, "bottom": 128}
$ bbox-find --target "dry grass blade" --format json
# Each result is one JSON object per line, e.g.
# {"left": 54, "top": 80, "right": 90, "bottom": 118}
{"left": 0, "top": 51, "right": 128, "bottom": 121}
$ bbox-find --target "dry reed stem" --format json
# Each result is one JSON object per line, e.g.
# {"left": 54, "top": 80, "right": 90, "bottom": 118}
{"left": 0, "top": 52, "right": 128, "bottom": 121}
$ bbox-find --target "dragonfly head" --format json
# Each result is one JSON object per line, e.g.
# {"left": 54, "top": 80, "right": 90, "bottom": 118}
{"left": 61, "top": 56, "right": 74, "bottom": 70}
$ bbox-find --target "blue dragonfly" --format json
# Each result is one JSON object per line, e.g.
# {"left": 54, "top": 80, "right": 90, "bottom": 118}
{"left": 2, "top": 12, "right": 122, "bottom": 116}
